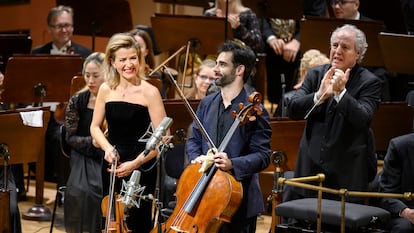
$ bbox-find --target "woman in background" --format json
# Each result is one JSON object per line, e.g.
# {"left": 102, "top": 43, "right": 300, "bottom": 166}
{"left": 128, "top": 28, "right": 165, "bottom": 97}
{"left": 185, "top": 59, "right": 217, "bottom": 99}
{"left": 64, "top": 52, "right": 106, "bottom": 233}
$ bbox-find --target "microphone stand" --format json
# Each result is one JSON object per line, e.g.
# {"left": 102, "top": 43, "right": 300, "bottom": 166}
{"left": 280, "top": 74, "right": 287, "bottom": 117}
{"left": 153, "top": 142, "right": 172, "bottom": 232}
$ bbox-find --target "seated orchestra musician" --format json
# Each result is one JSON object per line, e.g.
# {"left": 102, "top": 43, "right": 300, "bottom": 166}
{"left": 378, "top": 133, "right": 414, "bottom": 233}
{"left": 283, "top": 24, "right": 381, "bottom": 225}
{"left": 128, "top": 28, "right": 166, "bottom": 98}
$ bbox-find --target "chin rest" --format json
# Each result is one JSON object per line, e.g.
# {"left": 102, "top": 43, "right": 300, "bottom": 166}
{"left": 276, "top": 198, "right": 390, "bottom": 230}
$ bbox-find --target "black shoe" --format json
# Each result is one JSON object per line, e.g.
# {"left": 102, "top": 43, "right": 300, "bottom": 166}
{"left": 18, "top": 190, "right": 27, "bottom": 202}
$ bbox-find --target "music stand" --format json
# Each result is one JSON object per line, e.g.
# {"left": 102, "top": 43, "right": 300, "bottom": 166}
{"left": 151, "top": 14, "right": 232, "bottom": 56}
{"left": 56, "top": 0, "right": 133, "bottom": 50}
{"left": 243, "top": 0, "right": 303, "bottom": 20}
{"left": 2, "top": 54, "right": 83, "bottom": 103}
{"left": 378, "top": 32, "right": 414, "bottom": 75}
{"left": 0, "top": 106, "right": 51, "bottom": 220}
{"left": 300, "top": 16, "right": 385, "bottom": 67}
{"left": 153, "top": 0, "right": 211, "bottom": 14}
{"left": 0, "top": 34, "right": 32, "bottom": 74}
{"left": 358, "top": 0, "right": 407, "bottom": 34}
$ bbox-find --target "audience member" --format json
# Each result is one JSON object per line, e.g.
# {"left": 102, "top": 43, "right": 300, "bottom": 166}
{"left": 260, "top": 0, "right": 327, "bottom": 108}
{"left": 186, "top": 40, "right": 272, "bottom": 233}
{"left": 379, "top": 133, "right": 414, "bottom": 233}
{"left": 204, "top": 0, "right": 264, "bottom": 93}
{"left": 401, "top": 0, "right": 414, "bottom": 34}
{"left": 90, "top": 33, "right": 168, "bottom": 233}
{"left": 204, "top": 0, "right": 264, "bottom": 54}
{"left": 274, "top": 49, "right": 330, "bottom": 117}
{"left": 63, "top": 52, "right": 105, "bottom": 233}
{"left": 285, "top": 24, "right": 382, "bottom": 204}
{"left": 185, "top": 59, "right": 217, "bottom": 99}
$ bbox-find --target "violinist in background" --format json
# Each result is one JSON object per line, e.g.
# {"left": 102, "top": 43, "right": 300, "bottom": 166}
{"left": 186, "top": 40, "right": 272, "bottom": 233}
{"left": 64, "top": 52, "right": 105, "bottom": 233}
{"left": 90, "top": 33, "right": 168, "bottom": 233}
{"left": 128, "top": 28, "right": 165, "bottom": 98}
{"left": 32, "top": 5, "right": 92, "bottom": 59}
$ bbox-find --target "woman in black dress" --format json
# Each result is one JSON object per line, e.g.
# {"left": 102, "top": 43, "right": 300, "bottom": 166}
{"left": 90, "top": 33, "right": 168, "bottom": 233}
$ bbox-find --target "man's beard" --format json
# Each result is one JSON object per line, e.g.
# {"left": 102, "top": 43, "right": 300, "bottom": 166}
{"left": 214, "top": 70, "right": 236, "bottom": 87}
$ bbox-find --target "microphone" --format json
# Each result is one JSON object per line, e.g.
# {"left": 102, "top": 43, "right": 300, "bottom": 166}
{"left": 280, "top": 74, "right": 287, "bottom": 117}
{"left": 143, "top": 117, "right": 173, "bottom": 156}
{"left": 121, "top": 170, "right": 142, "bottom": 214}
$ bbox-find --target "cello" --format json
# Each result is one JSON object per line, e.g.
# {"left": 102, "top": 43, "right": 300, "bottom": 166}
{"left": 152, "top": 90, "right": 263, "bottom": 233}
{"left": 101, "top": 149, "right": 132, "bottom": 233}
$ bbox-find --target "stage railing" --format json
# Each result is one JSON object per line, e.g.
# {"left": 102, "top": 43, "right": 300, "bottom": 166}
{"left": 277, "top": 174, "right": 413, "bottom": 233}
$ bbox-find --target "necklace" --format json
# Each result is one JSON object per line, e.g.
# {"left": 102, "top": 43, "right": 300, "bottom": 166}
{"left": 121, "top": 78, "right": 141, "bottom": 98}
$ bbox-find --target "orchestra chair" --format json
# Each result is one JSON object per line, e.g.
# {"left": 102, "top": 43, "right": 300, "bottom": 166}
{"left": 273, "top": 174, "right": 406, "bottom": 233}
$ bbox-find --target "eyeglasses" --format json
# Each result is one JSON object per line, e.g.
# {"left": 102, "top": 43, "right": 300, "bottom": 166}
{"left": 331, "top": 0, "right": 356, "bottom": 7}
{"left": 199, "top": 75, "right": 216, "bottom": 83}
{"left": 49, "top": 24, "right": 73, "bottom": 30}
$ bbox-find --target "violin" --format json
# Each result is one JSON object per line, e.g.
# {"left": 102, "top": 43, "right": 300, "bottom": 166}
{"left": 102, "top": 154, "right": 131, "bottom": 233}
{"left": 151, "top": 92, "right": 263, "bottom": 233}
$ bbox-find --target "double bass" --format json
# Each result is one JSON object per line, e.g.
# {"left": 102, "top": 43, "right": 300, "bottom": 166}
{"left": 152, "top": 89, "right": 263, "bottom": 232}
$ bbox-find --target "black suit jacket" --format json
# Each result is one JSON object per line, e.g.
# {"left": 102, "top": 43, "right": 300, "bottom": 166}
{"left": 288, "top": 64, "right": 382, "bottom": 200}
{"left": 379, "top": 133, "right": 414, "bottom": 217}
{"left": 31, "top": 41, "right": 92, "bottom": 60}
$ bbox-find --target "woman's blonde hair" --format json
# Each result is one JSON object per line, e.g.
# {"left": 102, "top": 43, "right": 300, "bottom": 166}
{"left": 103, "top": 33, "right": 145, "bottom": 89}
{"left": 299, "top": 49, "right": 330, "bottom": 77}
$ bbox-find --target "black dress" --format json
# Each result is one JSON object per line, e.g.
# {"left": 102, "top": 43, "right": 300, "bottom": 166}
{"left": 104, "top": 101, "right": 157, "bottom": 233}
{"left": 64, "top": 91, "right": 104, "bottom": 233}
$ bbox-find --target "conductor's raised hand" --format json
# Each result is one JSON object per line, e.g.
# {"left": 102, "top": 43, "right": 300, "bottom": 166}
{"left": 316, "top": 66, "right": 336, "bottom": 101}
{"left": 332, "top": 68, "right": 350, "bottom": 95}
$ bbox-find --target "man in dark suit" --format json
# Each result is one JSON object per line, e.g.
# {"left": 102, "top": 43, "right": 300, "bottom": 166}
{"left": 379, "top": 133, "right": 414, "bottom": 233}
{"left": 31, "top": 5, "right": 92, "bottom": 59}
{"left": 286, "top": 24, "right": 382, "bottom": 203}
